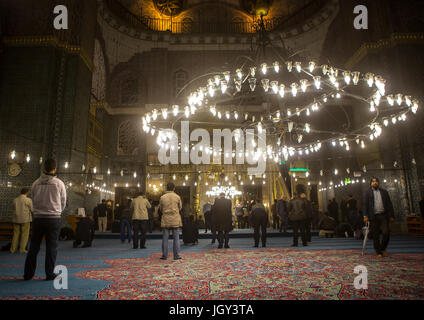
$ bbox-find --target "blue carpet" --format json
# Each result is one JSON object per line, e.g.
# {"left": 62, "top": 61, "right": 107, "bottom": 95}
{"left": 0, "top": 235, "right": 423, "bottom": 299}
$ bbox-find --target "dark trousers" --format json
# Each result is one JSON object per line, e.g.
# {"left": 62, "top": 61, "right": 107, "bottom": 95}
{"left": 370, "top": 214, "right": 390, "bottom": 254}
{"left": 272, "top": 215, "right": 280, "bottom": 229}
{"left": 120, "top": 218, "right": 132, "bottom": 242}
{"left": 217, "top": 231, "right": 229, "bottom": 246}
{"left": 132, "top": 220, "right": 148, "bottom": 248}
{"left": 292, "top": 220, "right": 307, "bottom": 245}
{"left": 24, "top": 218, "right": 61, "bottom": 279}
{"left": 279, "top": 214, "right": 288, "bottom": 232}
{"left": 305, "top": 218, "right": 312, "bottom": 242}
{"left": 237, "top": 216, "right": 244, "bottom": 229}
{"left": 253, "top": 220, "right": 267, "bottom": 246}
{"left": 211, "top": 219, "right": 217, "bottom": 242}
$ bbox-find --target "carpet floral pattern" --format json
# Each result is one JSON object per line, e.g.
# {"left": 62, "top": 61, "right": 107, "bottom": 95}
{"left": 77, "top": 249, "right": 424, "bottom": 300}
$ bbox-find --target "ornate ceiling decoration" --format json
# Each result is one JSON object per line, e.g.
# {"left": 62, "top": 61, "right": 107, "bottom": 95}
{"left": 153, "top": 0, "right": 185, "bottom": 16}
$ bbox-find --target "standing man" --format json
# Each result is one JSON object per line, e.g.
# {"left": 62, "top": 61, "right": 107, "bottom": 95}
{"left": 271, "top": 199, "right": 280, "bottom": 230}
{"left": 11, "top": 188, "right": 33, "bottom": 254}
{"left": 97, "top": 199, "right": 107, "bottom": 232}
{"left": 277, "top": 195, "right": 288, "bottom": 233}
{"left": 120, "top": 199, "right": 132, "bottom": 244}
{"left": 250, "top": 199, "right": 268, "bottom": 248}
{"left": 159, "top": 182, "right": 183, "bottom": 260}
{"left": 328, "top": 199, "right": 339, "bottom": 224}
{"left": 301, "top": 192, "right": 313, "bottom": 243}
{"left": 131, "top": 192, "right": 151, "bottom": 249}
{"left": 363, "top": 177, "right": 395, "bottom": 258}
{"left": 212, "top": 193, "right": 233, "bottom": 249}
{"left": 235, "top": 200, "right": 244, "bottom": 229}
{"left": 288, "top": 185, "right": 308, "bottom": 247}
{"left": 24, "top": 158, "right": 66, "bottom": 281}
{"left": 203, "top": 201, "right": 212, "bottom": 233}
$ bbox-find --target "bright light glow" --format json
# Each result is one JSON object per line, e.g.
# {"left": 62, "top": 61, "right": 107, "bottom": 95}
{"left": 309, "top": 61, "right": 316, "bottom": 73}
{"left": 261, "top": 63, "right": 267, "bottom": 74}
{"left": 273, "top": 61, "right": 280, "bottom": 73}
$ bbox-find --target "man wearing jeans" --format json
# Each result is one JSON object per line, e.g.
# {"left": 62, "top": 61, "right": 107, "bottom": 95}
{"left": 131, "top": 192, "right": 151, "bottom": 249}
{"left": 159, "top": 182, "right": 182, "bottom": 260}
{"left": 363, "top": 177, "right": 395, "bottom": 258}
{"left": 24, "top": 158, "right": 66, "bottom": 281}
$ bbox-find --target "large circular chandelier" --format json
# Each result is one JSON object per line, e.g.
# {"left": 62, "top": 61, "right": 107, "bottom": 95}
{"left": 142, "top": 59, "right": 419, "bottom": 162}
{"left": 142, "top": 18, "right": 420, "bottom": 165}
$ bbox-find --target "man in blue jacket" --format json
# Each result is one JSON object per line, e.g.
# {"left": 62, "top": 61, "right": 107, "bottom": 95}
{"left": 363, "top": 177, "right": 395, "bottom": 258}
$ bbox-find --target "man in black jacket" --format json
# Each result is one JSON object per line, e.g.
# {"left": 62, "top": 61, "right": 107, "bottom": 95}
{"left": 73, "top": 213, "right": 95, "bottom": 248}
{"left": 250, "top": 200, "right": 268, "bottom": 247}
{"left": 288, "top": 185, "right": 309, "bottom": 247}
{"left": 212, "top": 193, "right": 233, "bottom": 249}
{"left": 363, "top": 177, "right": 395, "bottom": 258}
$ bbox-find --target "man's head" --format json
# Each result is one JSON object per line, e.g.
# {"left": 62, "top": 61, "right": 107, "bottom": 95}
{"left": 274, "top": 198, "right": 277, "bottom": 203}
{"left": 139, "top": 191, "right": 146, "bottom": 197}
{"left": 348, "top": 194, "right": 353, "bottom": 199}
{"left": 295, "top": 184, "right": 306, "bottom": 197}
{"left": 167, "top": 182, "right": 175, "bottom": 191}
{"left": 20, "top": 188, "right": 30, "bottom": 196}
{"left": 370, "top": 177, "right": 380, "bottom": 189}
{"left": 300, "top": 193, "right": 306, "bottom": 199}
{"left": 219, "top": 192, "right": 225, "bottom": 198}
{"left": 102, "top": 199, "right": 106, "bottom": 204}
{"left": 44, "top": 158, "right": 57, "bottom": 175}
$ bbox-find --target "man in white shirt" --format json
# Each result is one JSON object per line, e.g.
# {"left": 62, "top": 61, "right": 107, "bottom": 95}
{"left": 131, "top": 192, "right": 151, "bottom": 249}
{"left": 11, "top": 188, "right": 33, "bottom": 254}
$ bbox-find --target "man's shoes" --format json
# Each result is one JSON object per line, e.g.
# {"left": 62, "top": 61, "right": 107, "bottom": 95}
{"left": 160, "top": 256, "right": 167, "bottom": 260}
{"left": 382, "top": 250, "right": 389, "bottom": 257}
{"left": 45, "top": 273, "right": 59, "bottom": 281}
{"left": 262, "top": 244, "right": 266, "bottom": 248}
{"left": 218, "top": 245, "right": 223, "bottom": 249}
{"left": 174, "top": 256, "right": 182, "bottom": 260}
{"left": 23, "top": 275, "right": 32, "bottom": 281}
{"left": 254, "top": 244, "right": 259, "bottom": 248}
{"left": 133, "top": 247, "right": 138, "bottom": 249}
{"left": 140, "top": 246, "right": 146, "bottom": 249}
{"left": 291, "top": 244, "right": 298, "bottom": 247}
{"left": 211, "top": 240, "right": 216, "bottom": 244}
{"left": 20, "top": 250, "right": 28, "bottom": 254}
{"left": 303, "top": 243, "right": 308, "bottom": 247}
{"left": 224, "top": 245, "right": 230, "bottom": 249}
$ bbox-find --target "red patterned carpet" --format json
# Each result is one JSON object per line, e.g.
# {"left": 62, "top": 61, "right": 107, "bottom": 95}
{"left": 77, "top": 249, "right": 424, "bottom": 300}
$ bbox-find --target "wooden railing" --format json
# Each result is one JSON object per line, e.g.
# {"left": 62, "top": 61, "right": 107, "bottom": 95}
{"left": 105, "top": 0, "right": 328, "bottom": 34}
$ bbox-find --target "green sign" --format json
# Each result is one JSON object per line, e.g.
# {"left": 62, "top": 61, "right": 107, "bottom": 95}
{"left": 345, "top": 178, "right": 351, "bottom": 185}
{"left": 289, "top": 168, "right": 309, "bottom": 172}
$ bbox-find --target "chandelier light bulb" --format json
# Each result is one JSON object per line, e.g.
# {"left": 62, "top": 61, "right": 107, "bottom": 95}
{"left": 396, "top": 94, "right": 403, "bottom": 106}
{"left": 392, "top": 117, "right": 397, "bottom": 124}
{"left": 185, "top": 106, "right": 190, "bottom": 118}
{"left": 173, "top": 105, "right": 179, "bottom": 116}
{"left": 366, "top": 73, "right": 374, "bottom": 87}
{"left": 291, "top": 83, "right": 298, "bottom": 97}
{"left": 225, "top": 111, "right": 230, "bottom": 119}
{"left": 273, "top": 61, "right": 280, "bottom": 73}
{"left": 300, "top": 79, "right": 308, "bottom": 92}
{"left": 412, "top": 100, "right": 419, "bottom": 114}
{"left": 271, "top": 81, "right": 278, "bottom": 94}
{"left": 343, "top": 71, "right": 351, "bottom": 85}
{"left": 250, "top": 67, "right": 256, "bottom": 77}
{"left": 314, "top": 76, "right": 321, "bottom": 90}
{"left": 261, "top": 63, "right": 267, "bottom": 75}
{"left": 305, "top": 123, "right": 310, "bottom": 133}
{"left": 295, "top": 62, "right": 302, "bottom": 73}
{"left": 10, "top": 150, "right": 16, "bottom": 159}
{"left": 218, "top": 111, "right": 222, "bottom": 119}
{"left": 223, "top": 71, "right": 230, "bottom": 82}
{"left": 107, "top": 168, "right": 111, "bottom": 175}
{"left": 162, "top": 109, "right": 168, "bottom": 119}
{"left": 334, "top": 169, "right": 338, "bottom": 175}
{"left": 221, "top": 80, "right": 228, "bottom": 94}
{"left": 234, "top": 112, "right": 239, "bottom": 120}
{"left": 309, "top": 61, "right": 316, "bottom": 73}
{"left": 370, "top": 101, "right": 376, "bottom": 112}
{"left": 214, "top": 75, "right": 220, "bottom": 86}
{"left": 261, "top": 79, "right": 270, "bottom": 92}
{"left": 249, "top": 78, "right": 257, "bottom": 91}
{"left": 286, "top": 61, "right": 293, "bottom": 72}
{"left": 133, "top": 172, "right": 137, "bottom": 178}
{"left": 236, "top": 69, "right": 243, "bottom": 80}
{"left": 26, "top": 154, "right": 30, "bottom": 163}
{"left": 279, "top": 84, "right": 285, "bottom": 98}
{"left": 352, "top": 71, "right": 360, "bottom": 85}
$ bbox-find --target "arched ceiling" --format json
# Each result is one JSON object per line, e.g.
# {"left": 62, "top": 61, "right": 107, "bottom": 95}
{"left": 116, "top": 0, "right": 321, "bottom": 21}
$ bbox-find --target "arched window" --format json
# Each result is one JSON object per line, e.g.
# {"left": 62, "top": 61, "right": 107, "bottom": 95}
{"left": 173, "top": 69, "right": 188, "bottom": 98}
{"left": 117, "top": 120, "right": 139, "bottom": 155}
{"left": 120, "top": 77, "right": 138, "bottom": 105}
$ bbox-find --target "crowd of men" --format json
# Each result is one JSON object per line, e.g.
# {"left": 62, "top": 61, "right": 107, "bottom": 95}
{"left": 7, "top": 157, "right": 413, "bottom": 280}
